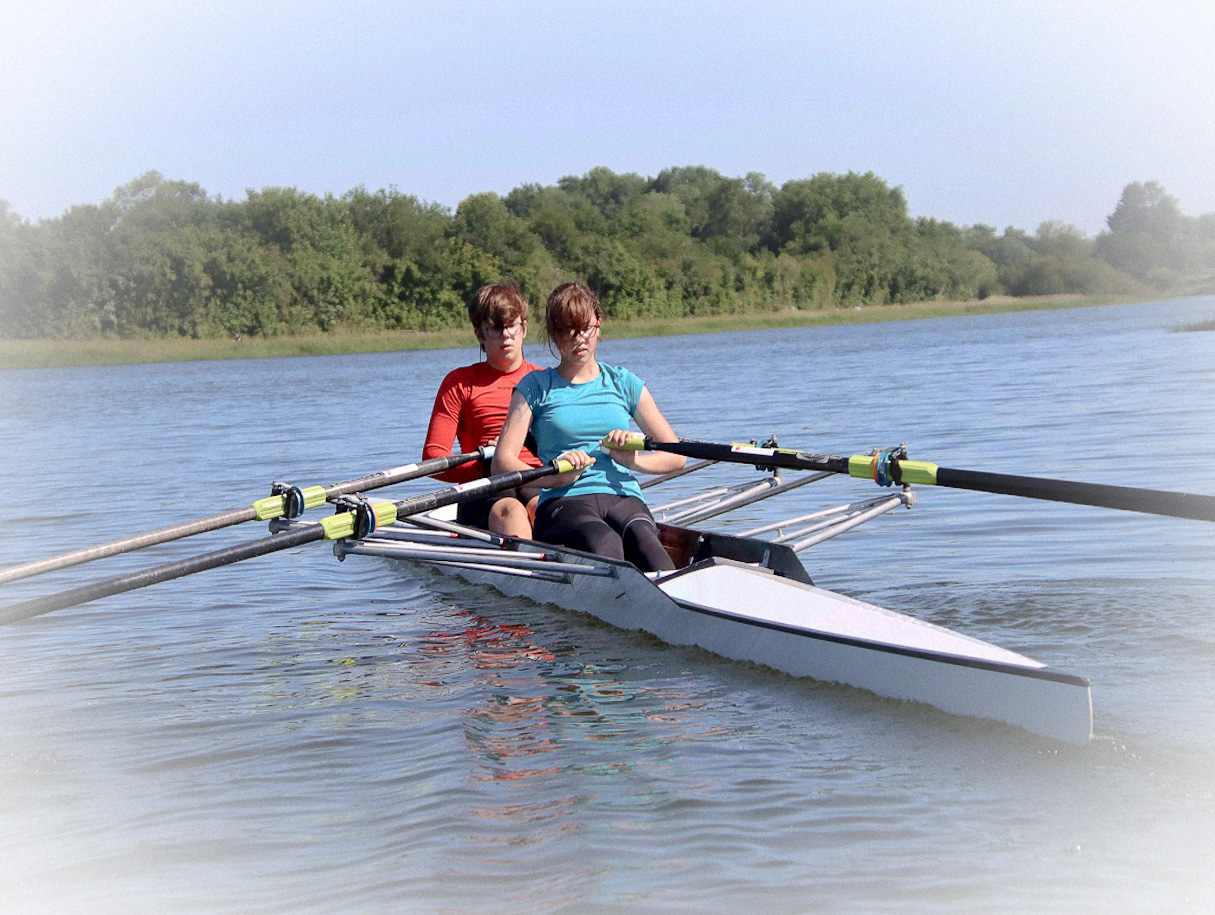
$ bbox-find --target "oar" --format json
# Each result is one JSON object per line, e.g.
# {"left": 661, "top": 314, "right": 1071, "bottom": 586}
{"left": 639, "top": 458, "right": 716, "bottom": 490}
{"left": 607, "top": 436, "right": 1215, "bottom": 523}
{"left": 0, "top": 459, "right": 574, "bottom": 626}
{"left": 0, "top": 450, "right": 490, "bottom": 586}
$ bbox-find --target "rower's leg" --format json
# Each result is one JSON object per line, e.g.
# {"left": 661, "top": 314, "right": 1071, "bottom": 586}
{"left": 534, "top": 496, "right": 626, "bottom": 560}
{"left": 488, "top": 497, "right": 533, "bottom": 539}
{"left": 607, "top": 496, "right": 676, "bottom": 572}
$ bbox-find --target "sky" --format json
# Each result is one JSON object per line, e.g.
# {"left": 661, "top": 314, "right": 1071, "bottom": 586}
{"left": 2, "top": 0, "right": 1213, "bottom": 236}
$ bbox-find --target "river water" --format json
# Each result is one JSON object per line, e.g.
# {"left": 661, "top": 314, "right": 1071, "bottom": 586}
{"left": 2, "top": 298, "right": 1214, "bottom": 914}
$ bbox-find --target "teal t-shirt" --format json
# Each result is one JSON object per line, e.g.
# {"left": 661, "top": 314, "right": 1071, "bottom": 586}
{"left": 515, "top": 364, "right": 646, "bottom": 503}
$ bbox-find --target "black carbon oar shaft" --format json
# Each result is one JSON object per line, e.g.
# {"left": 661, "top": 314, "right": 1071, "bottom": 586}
{"left": 0, "top": 450, "right": 485, "bottom": 585}
{"left": 389, "top": 461, "right": 570, "bottom": 516}
{"left": 624, "top": 437, "right": 848, "bottom": 472}
{"left": 934, "top": 467, "right": 1215, "bottom": 522}
{"left": 0, "top": 526, "right": 325, "bottom": 626}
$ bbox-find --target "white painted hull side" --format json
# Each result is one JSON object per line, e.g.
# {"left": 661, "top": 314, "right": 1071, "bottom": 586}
{"left": 659, "top": 564, "right": 1092, "bottom": 745}
{"left": 349, "top": 532, "right": 1092, "bottom": 744}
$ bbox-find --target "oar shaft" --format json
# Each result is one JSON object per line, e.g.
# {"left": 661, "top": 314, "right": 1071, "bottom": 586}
{"left": 0, "top": 526, "right": 325, "bottom": 626}
{"left": 0, "top": 450, "right": 486, "bottom": 585}
{"left": 323, "top": 452, "right": 487, "bottom": 498}
{"left": 934, "top": 467, "right": 1215, "bottom": 522}
{"left": 0, "top": 507, "right": 258, "bottom": 585}
{"left": 1, "top": 458, "right": 568, "bottom": 626}
{"left": 640, "top": 458, "right": 717, "bottom": 490}
{"left": 624, "top": 437, "right": 849, "bottom": 474}
{"left": 389, "top": 461, "right": 569, "bottom": 519}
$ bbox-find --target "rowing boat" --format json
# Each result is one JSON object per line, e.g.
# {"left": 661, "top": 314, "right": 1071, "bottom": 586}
{"left": 8, "top": 436, "right": 1211, "bottom": 745}
{"left": 322, "top": 456, "right": 1094, "bottom": 745}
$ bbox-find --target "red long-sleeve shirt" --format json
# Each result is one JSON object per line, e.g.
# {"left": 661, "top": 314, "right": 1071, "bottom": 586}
{"left": 422, "top": 360, "right": 542, "bottom": 482}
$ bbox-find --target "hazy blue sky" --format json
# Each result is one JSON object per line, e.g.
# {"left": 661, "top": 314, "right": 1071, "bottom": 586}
{"left": 2, "top": 1, "right": 1212, "bottom": 235}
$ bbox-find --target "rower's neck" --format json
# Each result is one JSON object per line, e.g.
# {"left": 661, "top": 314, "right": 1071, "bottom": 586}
{"left": 558, "top": 359, "right": 600, "bottom": 384}
{"left": 485, "top": 352, "right": 525, "bottom": 373}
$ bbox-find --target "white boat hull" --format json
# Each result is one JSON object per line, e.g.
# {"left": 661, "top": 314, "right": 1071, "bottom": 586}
{"left": 339, "top": 522, "right": 1092, "bottom": 745}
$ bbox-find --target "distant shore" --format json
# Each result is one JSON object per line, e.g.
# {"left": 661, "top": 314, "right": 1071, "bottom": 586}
{"left": 0, "top": 294, "right": 1155, "bottom": 370}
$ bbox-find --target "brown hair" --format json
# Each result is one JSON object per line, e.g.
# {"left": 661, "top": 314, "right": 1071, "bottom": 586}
{"left": 544, "top": 282, "right": 604, "bottom": 340}
{"left": 467, "top": 283, "right": 529, "bottom": 330}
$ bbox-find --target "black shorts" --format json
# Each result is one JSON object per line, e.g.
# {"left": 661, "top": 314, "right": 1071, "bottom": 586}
{"left": 533, "top": 493, "right": 674, "bottom": 572}
{"left": 455, "top": 482, "right": 542, "bottom": 531}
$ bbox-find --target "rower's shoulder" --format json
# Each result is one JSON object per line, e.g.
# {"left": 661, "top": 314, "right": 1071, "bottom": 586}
{"left": 513, "top": 364, "right": 557, "bottom": 400}
{"left": 598, "top": 363, "right": 645, "bottom": 394}
{"left": 598, "top": 361, "right": 640, "bottom": 378}
{"left": 518, "top": 363, "right": 556, "bottom": 384}
{"left": 438, "top": 362, "right": 482, "bottom": 388}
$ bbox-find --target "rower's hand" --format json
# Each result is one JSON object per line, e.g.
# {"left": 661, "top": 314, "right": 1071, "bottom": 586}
{"left": 601, "top": 429, "right": 640, "bottom": 449}
{"left": 600, "top": 430, "right": 640, "bottom": 468}
{"left": 557, "top": 449, "right": 595, "bottom": 470}
{"left": 550, "top": 449, "right": 594, "bottom": 487}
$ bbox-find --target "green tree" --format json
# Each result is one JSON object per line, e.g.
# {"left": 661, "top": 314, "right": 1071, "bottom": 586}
{"left": 1106, "top": 181, "right": 1183, "bottom": 241}
{"left": 450, "top": 192, "right": 559, "bottom": 303}
{"left": 1096, "top": 182, "right": 1195, "bottom": 288}
{"left": 1032, "top": 221, "right": 1093, "bottom": 260}
{"left": 569, "top": 235, "right": 668, "bottom": 320}
{"left": 557, "top": 166, "right": 647, "bottom": 227}
{"left": 768, "top": 171, "right": 909, "bottom": 254}
{"left": 0, "top": 201, "right": 50, "bottom": 337}
{"left": 233, "top": 187, "right": 371, "bottom": 332}
{"left": 702, "top": 172, "right": 775, "bottom": 250}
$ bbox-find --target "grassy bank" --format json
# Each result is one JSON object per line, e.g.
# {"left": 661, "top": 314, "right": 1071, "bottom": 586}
{"left": 0, "top": 294, "right": 1148, "bottom": 370}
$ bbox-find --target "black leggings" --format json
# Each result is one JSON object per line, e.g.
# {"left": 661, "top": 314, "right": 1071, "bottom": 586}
{"left": 534, "top": 494, "right": 674, "bottom": 572}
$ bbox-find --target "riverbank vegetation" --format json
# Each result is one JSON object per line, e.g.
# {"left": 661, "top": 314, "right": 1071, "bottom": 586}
{"left": 0, "top": 293, "right": 1145, "bottom": 369}
{"left": 2, "top": 167, "right": 1212, "bottom": 352}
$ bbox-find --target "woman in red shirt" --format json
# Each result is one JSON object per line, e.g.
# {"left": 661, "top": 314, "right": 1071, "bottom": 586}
{"left": 422, "top": 283, "right": 543, "bottom": 536}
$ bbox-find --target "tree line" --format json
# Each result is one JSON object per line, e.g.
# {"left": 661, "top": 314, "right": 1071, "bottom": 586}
{"left": 1, "top": 168, "right": 1212, "bottom": 340}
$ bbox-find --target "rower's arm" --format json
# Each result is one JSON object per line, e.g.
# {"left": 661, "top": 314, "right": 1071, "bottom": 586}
{"left": 492, "top": 392, "right": 534, "bottom": 475}
{"left": 494, "top": 392, "right": 587, "bottom": 489}
{"left": 611, "top": 388, "right": 686, "bottom": 475}
{"left": 421, "top": 375, "right": 482, "bottom": 483}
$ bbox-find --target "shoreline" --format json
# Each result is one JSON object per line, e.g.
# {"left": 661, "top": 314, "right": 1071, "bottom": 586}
{"left": 0, "top": 294, "right": 1158, "bottom": 370}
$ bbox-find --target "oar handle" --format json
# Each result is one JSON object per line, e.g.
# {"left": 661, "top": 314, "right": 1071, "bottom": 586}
{"left": 604, "top": 433, "right": 647, "bottom": 451}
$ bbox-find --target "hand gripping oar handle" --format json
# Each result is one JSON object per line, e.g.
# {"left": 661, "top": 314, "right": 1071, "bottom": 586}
{"left": 0, "top": 449, "right": 492, "bottom": 585}
{"left": 608, "top": 435, "right": 1215, "bottom": 523}
{"left": 0, "top": 458, "right": 572, "bottom": 626}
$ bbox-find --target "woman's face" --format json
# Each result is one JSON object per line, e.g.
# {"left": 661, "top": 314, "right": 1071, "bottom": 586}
{"left": 553, "top": 320, "right": 600, "bottom": 366}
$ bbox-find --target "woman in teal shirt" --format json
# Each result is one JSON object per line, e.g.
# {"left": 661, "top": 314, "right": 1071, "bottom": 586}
{"left": 493, "top": 283, "right": 686, "bottom": 571}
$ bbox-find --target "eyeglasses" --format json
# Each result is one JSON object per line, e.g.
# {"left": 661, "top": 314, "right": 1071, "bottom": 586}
{"left": 555, "top": 323, "right": 600, "bottom": 342}
{"left": 481, "top": 321, "right": 525, "bottom": 339}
